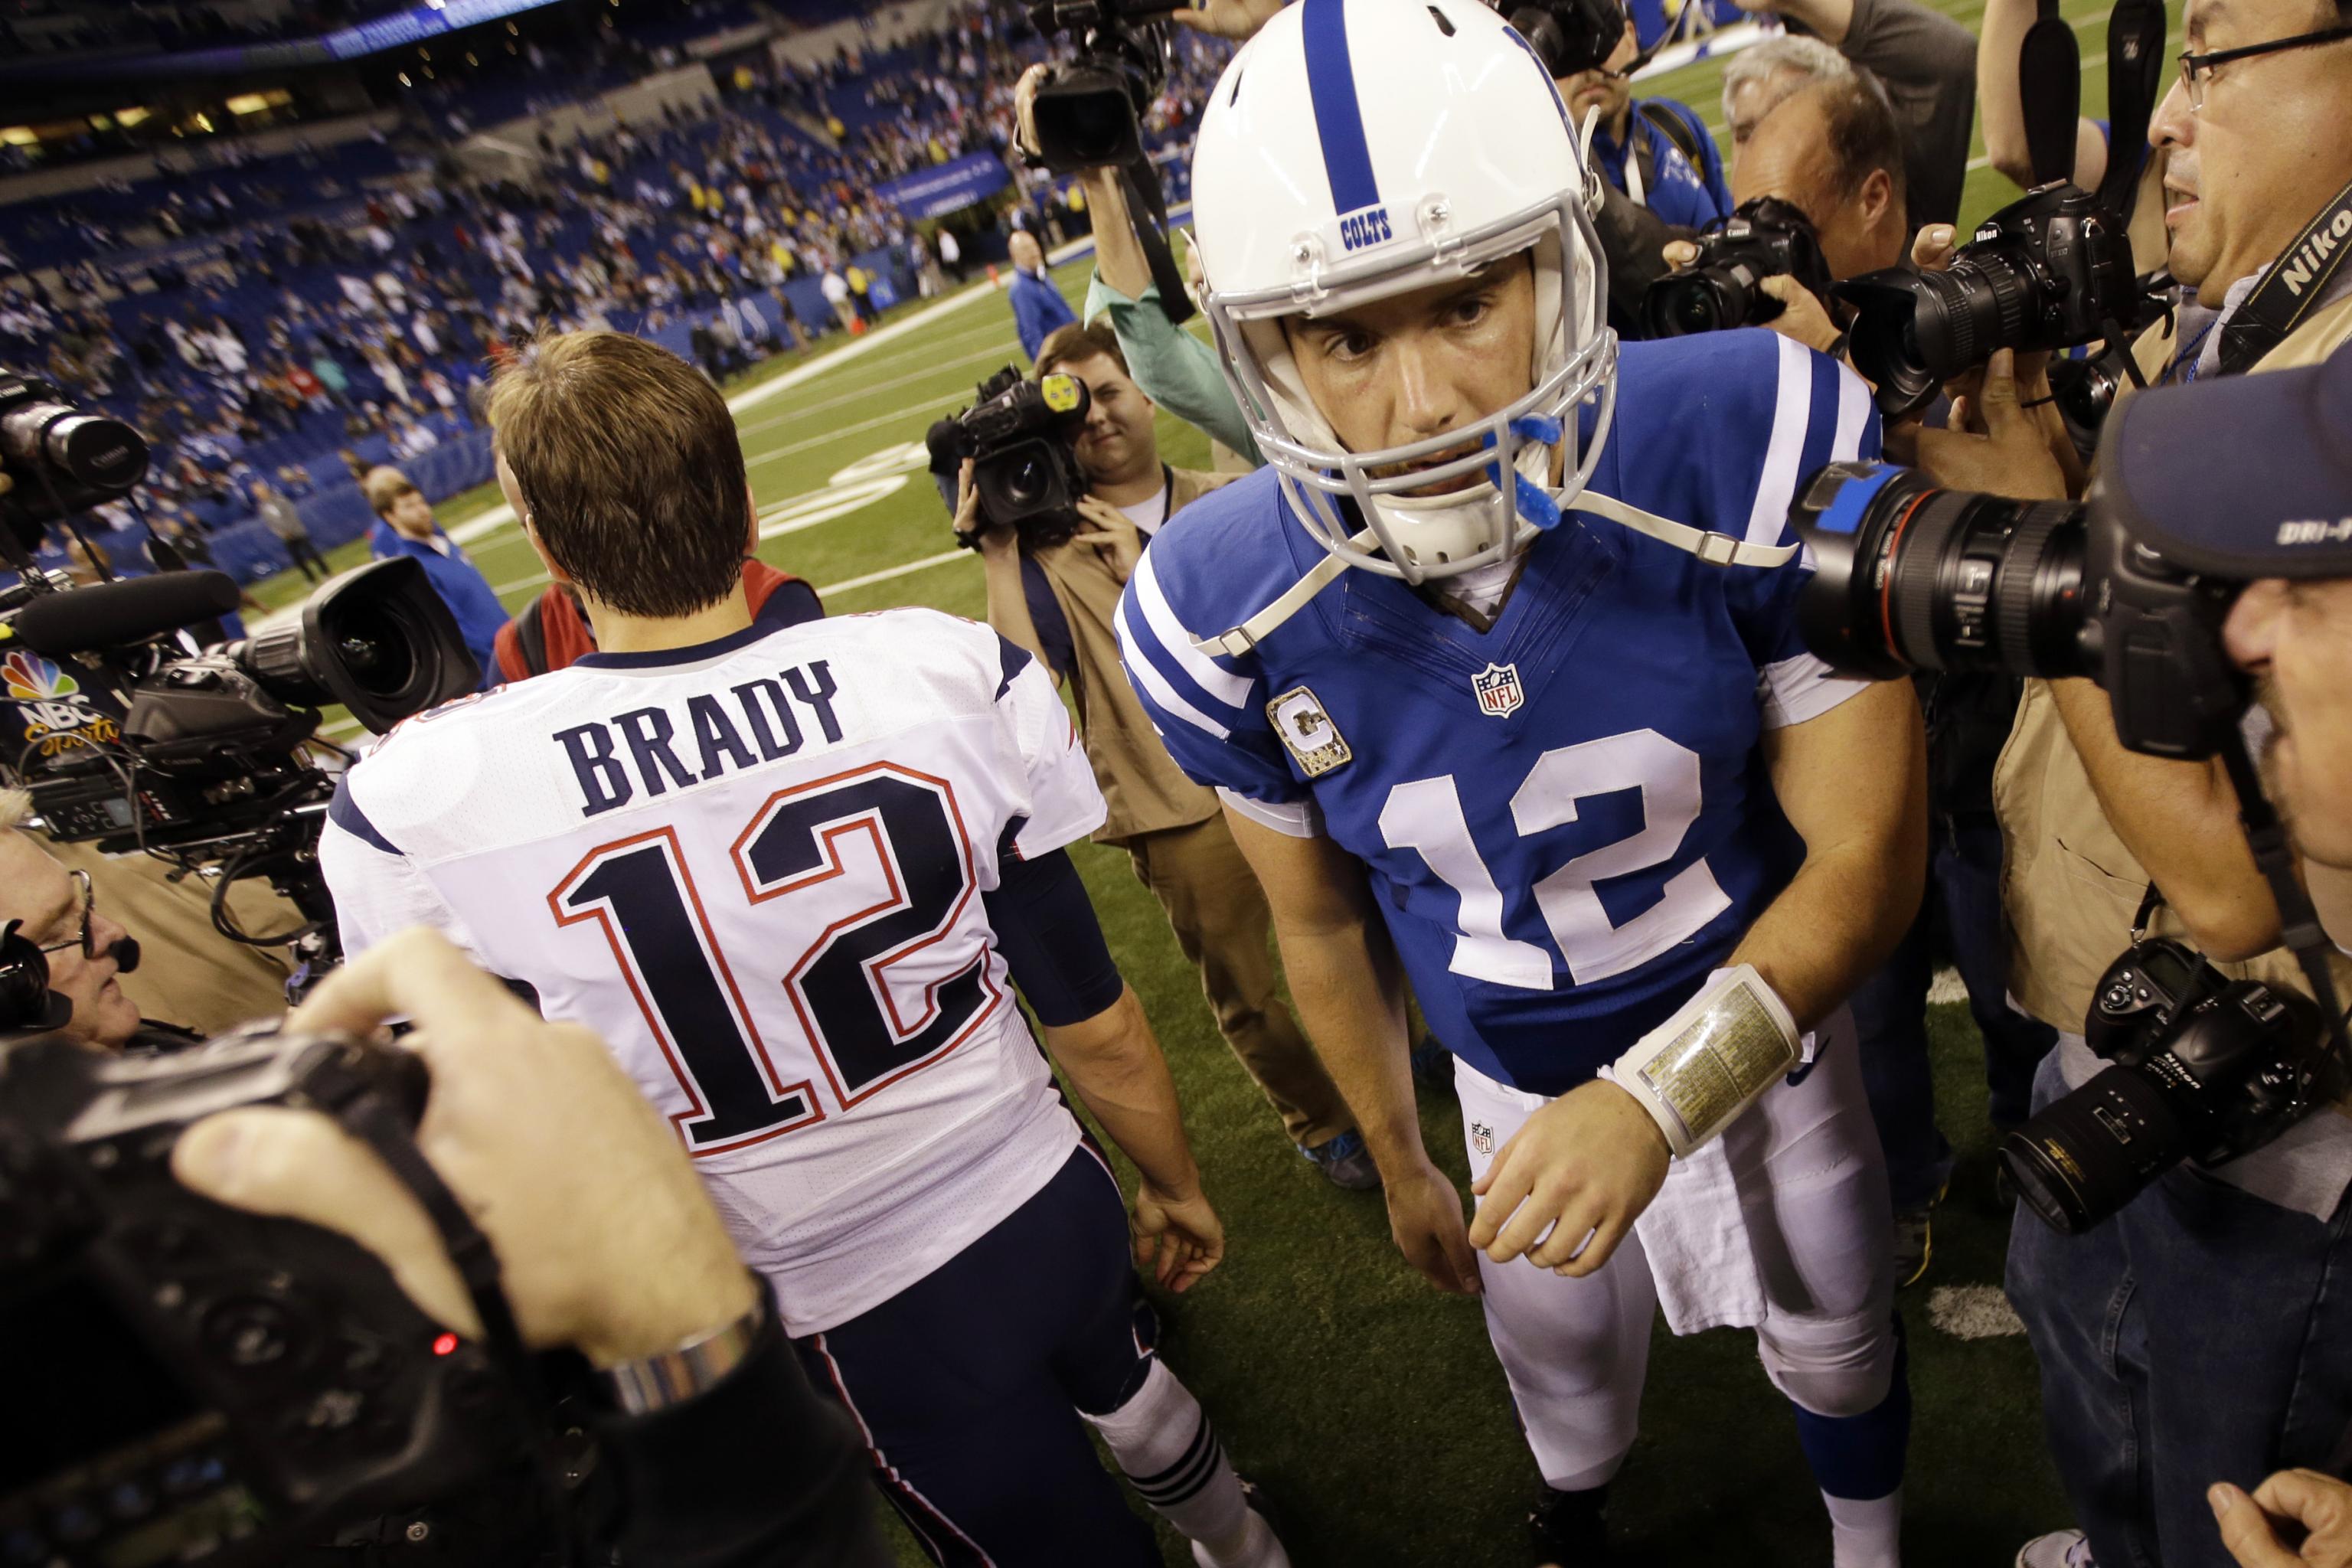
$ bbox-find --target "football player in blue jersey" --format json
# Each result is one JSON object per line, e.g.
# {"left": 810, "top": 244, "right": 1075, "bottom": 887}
{"left": 1115, "top": 0, "right": 1926, "bottom": 1562}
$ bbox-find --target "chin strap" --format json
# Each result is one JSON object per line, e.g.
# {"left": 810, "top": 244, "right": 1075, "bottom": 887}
{"left": 1189, "top": 410, "right": 1798, "bottom": 658}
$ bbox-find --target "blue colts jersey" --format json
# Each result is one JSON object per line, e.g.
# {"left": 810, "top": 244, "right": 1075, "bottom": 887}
{"left": 1117, "top": 332, "right": 1880, "bottom": 1097}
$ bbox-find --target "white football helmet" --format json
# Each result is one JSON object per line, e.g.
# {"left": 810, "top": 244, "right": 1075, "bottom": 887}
{"left": 1189, "top": 0, "right": 1617, "bottom": 586}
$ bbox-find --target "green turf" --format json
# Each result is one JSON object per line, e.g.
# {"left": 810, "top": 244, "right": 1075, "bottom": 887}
{"left": 260, "top": 18, "right": 2138, "bottom": 1553}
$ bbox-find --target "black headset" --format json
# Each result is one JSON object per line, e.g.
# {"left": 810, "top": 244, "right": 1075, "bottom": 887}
{"left": 0, "top": 918, "right": 142, "bottom": 1034}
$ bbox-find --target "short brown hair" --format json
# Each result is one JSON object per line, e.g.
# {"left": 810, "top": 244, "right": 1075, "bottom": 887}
{"left": 486, "top": 331, "right": 750, "bottom": 618}
{"left": 1035, "top": 321, "right": 1129, "bottom": 382}
{"left": 361, "top": 466, "right": 419, "bottom": 518}
{"left": 1805, "top": 77, "right": 1907, "bottom": 205}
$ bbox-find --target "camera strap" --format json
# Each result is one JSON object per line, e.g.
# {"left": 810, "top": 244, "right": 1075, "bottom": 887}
{"left": 2018, "top": 0, "right": 2082, "bottom": 188}
{"left": 2216, "top": 175, "right": 2352, "bottom": 378}
{"left": 319, "top": 1080, "right": 580, "bottom": 1563}
{"left": 1117, "top": 158, "right": 1195, "bottom": 328}
{"left": 2216, "top": 734, "right": 2352, "bottom": 1076}
{"left": 2095, "top": 0, "right": 2168, "bottom": 222}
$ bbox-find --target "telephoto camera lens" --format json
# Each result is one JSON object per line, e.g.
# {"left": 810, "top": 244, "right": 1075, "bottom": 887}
{"left": 1836, "top": 253, "right": 2034, "bottom": 415}
{"left": 2001, "top": 1067, "right": 2187, "bottom": 1234}
{"left": 1787, "top": 461, "right": 2092, "bottom": 681}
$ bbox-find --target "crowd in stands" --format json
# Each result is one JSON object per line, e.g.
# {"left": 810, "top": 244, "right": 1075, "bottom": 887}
{"left": 0, "top": 0, "right": 1233, "bottom": 581}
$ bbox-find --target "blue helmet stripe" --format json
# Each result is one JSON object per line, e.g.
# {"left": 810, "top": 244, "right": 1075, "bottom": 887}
{"left": 1300, "top": 0, "right": 1380, "bottom": 217}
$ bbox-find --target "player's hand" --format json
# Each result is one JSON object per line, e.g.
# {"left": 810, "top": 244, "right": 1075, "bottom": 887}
{"left": 1469, "top": 1079, "right": 1670, "bottom": 1277}
{"left": 1171, "top": 0, "right": 1286, "bottom": 40}
{"left": 172, "top": 929, "right": 758, "bottom": 1368}
{"left": 1913, "top": 349, "right": 2072, "bottom": 501}
{"left": 960, "top": 458, "right": 1015, "bottom": 557}
{"left": 2214, "top": 1472, "right": 2352, "bottom": 1567}
{"left": 1070, "top": 494, "right": 1143, "bottom": 583}
{"left": 1385, "top": 1155, "right": 1483, "bottom": 1295}
{"left": 1132, "top": 1180, "right": 1224, "bottom": 1293}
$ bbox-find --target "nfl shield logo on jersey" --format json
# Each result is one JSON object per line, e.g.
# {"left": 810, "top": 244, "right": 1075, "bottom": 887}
{"left": 1471, "top": 1122, "right": 1494, "bottom": 1158}
{"left": 1472, "top": 663, "right": 1524, "bottom": 719}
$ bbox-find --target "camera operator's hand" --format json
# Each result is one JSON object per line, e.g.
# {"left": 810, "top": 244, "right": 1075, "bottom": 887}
{"left": 1070, "top": 493, "right": 1143, "bottom": 584}
{"left": 172, "top": 929, "right": 759, "bottom": 1368}
{"left": 1011, "top": 63, "right": 1050, "bottom": 165}
{"left": 1913, "top": 348, "right": 2071, "bottom": 501}
{"left": 959, "top": 457, "right": 1017, "bottom": 560}
{"left": 1171, "top": 0, "right": 1286, "bottom": 41}
{"left": 2213, "top": 1472, "right": 2352, "bottom": 1567}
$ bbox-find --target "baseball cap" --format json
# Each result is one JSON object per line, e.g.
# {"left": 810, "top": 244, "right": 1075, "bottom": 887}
{"left": 2104, "top": 348, "right": 2352, "bottom": 580}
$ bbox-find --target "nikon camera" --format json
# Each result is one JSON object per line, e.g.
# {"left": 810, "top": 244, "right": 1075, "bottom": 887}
{"left": 1834, "top": 182, "right": 2151, "bottom": 417}
{"left": 1641, "top": 198, "right": 1838, "bottom": 340}
{"left": 0, "top": 1028, "right": 534, "bottom": 1567}
{"left": 2001, "top": 939, "right": 2328, "bottom": 1233}
{"left": 930, "top": 366, "right": 1093, "bottom": 547}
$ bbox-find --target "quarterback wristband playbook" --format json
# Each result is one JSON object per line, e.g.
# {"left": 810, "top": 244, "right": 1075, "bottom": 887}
{"left": 1606, "top": 965, "right": 1805, "bottom": 1157}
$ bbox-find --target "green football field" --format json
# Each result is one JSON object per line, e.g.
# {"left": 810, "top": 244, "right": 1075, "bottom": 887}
{"left": 250, "top": 10, "right": 2148, "bottom": 1557}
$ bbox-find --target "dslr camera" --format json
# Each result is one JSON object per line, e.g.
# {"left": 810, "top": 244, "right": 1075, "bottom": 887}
{"left": 1022, "top": 0, "right": 1177, "bottom": 173}
{"left": 0, "top": 1026, "right": 534, "bottom": 1567}
{"left": 1835, "top": 182, "right": 2152, "bottom": 416}
{"left": 0, "top": 374, "right": 149, "bottom": 534}
{"left": 931, "top": 366, "right": 1094, "bottom": 547}
{"left": 1641, "top": 198, "right": 1838, "bottom": 340}
{"left": 2003, "top": 938, "right": 2328, "bottom": 1233}
{"left": 1788, "top": 375, "right": 2348, "bottom": 1233}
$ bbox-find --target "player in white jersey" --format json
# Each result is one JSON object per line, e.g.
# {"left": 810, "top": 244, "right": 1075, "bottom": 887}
{"left": 318, "top": 330, "right": 1290, "bottom": 1568}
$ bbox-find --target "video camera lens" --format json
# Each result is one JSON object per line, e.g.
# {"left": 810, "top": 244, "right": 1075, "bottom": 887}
{"left": 220, "top": 556, "right": 478, "bottom": 733}
{"left": 1788, "top": 461, "right": 2092, "bottom": 681}
{"left": 0, "top": 374, "right": 151, "bottom": 538}
{"left": 1030, "top": 67, "right": 1148, "bottom": 171}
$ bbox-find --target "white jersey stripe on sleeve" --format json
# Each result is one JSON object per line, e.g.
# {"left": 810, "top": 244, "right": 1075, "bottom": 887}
{"left": 1114, "top": 597, "right": 1231, "bottom": 740}
{"left": 1132, "top": 547, "right": 1253, "bottom": 710}
{"left": 1831, "top": 358, "right": 1872, "bottom": 462}
{"left": 1745, "top": 332, "right": 1817, "bottom": 545}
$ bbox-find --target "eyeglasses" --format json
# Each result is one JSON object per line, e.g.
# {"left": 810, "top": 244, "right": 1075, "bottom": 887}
{"left": 2177, "top": 24, "right": 2352, "bottom": 109}
{"left": 36, "top": 869, "right": 95, "bottom": 960}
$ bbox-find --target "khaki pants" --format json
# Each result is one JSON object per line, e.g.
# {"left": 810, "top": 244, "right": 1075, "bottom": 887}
{"left": 1125, "top": 813, "right": 1352, "bottom": 1149}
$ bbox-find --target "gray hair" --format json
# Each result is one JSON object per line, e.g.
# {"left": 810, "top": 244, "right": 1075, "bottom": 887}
{"left": 1721, "top": 34, "right": 1853, "bottom": 129}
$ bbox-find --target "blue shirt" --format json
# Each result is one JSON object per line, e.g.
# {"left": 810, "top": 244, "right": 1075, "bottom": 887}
{"left": 1591, "top": 97, "right": 1732, "bottom": 232}
{"left": 1008, "top": 267, "right": 1077, "bottom": 364}
{"left": 1116, "top": 332, "right": 1879, "bottom": 1096}
{"left": 372, "top": 526, "right": 508, "bottom": 691}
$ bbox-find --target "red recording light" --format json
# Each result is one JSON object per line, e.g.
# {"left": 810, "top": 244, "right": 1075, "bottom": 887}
{"left": 432, "top": 1332, "right": 460, "bottom": 1357}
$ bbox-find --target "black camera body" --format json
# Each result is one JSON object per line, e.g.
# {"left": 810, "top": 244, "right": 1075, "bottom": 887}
{"left": 1641, "top": 198, "right": 1838, "bottom": 340}
{"left": 1789, "top": 460, "right": 2251, "bottom": 760}
{"left": 2001, "top": 939, "right": 2331, "bottom": 1233}
{"left": 0, "top": 375, "right": 149, "bottom": 543}
{"left": 1507, "top": 0, "right": 1628, "bottom": 79}
{"left": 1837, "top": 182, "right": 2149, "bottom": 416}
{"left": 933, "top": 367, "right": 1094, "bottom": 547}
{"left": 1023, "top": 0, "right": 1176, "bottom": 173}
{"left": 0, "top": 1027, "right": 531, "bottom": 1568}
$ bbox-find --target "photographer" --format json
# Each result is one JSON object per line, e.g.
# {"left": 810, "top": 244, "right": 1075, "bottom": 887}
{"left": 1723, "top": 0, "right": 1977, "bottom": 231}
{"left": 168, "top": 928, "right": 890, "bottom": 1568}
{"left": 1550, "top": 5, "right": 1736, "bottom": 335}
{"left": 966, "top": 322, "right": 1377, "bottom": 1190}
{"left": 1008, "top": 230, "right": 1079, "bottom": 364}
{"left": 1893, "top": 4, "right": 2352, "bottom": 1559}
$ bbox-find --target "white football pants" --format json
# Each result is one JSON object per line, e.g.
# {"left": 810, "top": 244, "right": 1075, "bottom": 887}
{"left": 1454, "top": 1024, "right": 1898, "bottom": 1491}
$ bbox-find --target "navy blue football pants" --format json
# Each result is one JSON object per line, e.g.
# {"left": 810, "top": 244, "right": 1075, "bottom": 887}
{"left": 794, "top": 1145, "right": 1162, "bottom": 1566}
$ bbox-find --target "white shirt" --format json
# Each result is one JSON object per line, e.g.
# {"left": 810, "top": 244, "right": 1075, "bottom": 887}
{"left": 320, "top": 611, "right": 1107, "bottom": 1335}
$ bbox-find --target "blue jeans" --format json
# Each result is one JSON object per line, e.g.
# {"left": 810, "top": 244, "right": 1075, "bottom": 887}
{"left": 1849, "top": 815, "right": 2057, "bottom": 1210}
{"left": 2006, "top": 1050, "right": 2352, "bottom": 1566}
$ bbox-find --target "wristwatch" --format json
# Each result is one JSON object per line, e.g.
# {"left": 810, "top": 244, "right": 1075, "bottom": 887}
{"left": 596, "top": 1280, "right": 770, "bottom": 1415}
